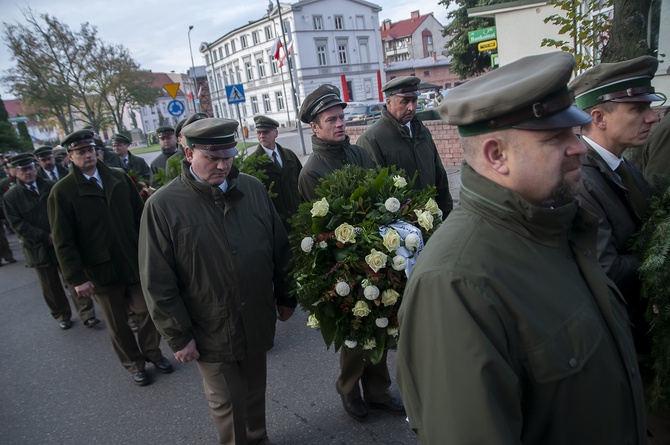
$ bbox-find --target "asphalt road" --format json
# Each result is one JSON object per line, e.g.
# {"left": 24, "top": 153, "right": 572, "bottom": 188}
{"left": 0, "top": 230, "right": 418, "bottom": 445}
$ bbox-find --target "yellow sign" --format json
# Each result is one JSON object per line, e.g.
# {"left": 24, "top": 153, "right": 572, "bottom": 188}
{"left": 478, "top": 40, "right": 498, "bottom": 52}
{"left": 163, "top": 83, "right": 181, "bottom": 99}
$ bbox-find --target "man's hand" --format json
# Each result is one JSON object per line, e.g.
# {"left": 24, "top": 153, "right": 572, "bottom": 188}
{"left": 277, "top": 305, "right": 295, "bottom": 322}
{"left": 174, "top": 338, "right": 200, "bottom": 363}
{"left": 74, "top": 281, "right": 95, "bottom": 298}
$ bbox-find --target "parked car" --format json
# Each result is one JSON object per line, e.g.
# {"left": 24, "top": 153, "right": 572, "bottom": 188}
{"left": 344, "top": 102, "right": 385, "bottom": 122}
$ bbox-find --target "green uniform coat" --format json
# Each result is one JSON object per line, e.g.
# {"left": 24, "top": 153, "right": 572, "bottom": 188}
{"left": 37, "top": 165, "right": 69, "bottom": 182}
{"left": 122, "top": 152, "right": 151, "bottom": 181}
{"left": 48, "top": 161, "right": 144, "bottom": 293}
{"left": 298, "top": 135, "right": 376, "bottom": 202}
{"left": 397, "top": 163, "right": 646, "bottom": 445}
{"left": 357, "top": 108, "right": 453, "bottom": 215}
{"left": 250, "top": 143, "right": 302, "bottom": 232}
{"left": 139, "top": 160, "right": 295, "bottom": 362}
{"left": 640, "top": 112, "right": 670, "bottom": 186}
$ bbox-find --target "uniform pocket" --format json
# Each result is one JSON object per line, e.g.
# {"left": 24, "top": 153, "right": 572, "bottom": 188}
{"left": 526, "top": 302, "right": 603, "bottom": 383}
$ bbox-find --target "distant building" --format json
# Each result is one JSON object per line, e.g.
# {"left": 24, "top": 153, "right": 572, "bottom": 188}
{"left": 380, "top": 10, "right": 449, "bottom": 64}
{"left": 200, "top": 0, "right": 386, "bottom": 128}
{"left": 385, "top": 55, "right": 464, "bottom": 93}
{"left": 5, "top": 99, "right": 60, "bottom": 145}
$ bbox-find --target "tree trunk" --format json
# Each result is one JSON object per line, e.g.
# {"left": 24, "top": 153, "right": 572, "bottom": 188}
{"left": 601, "top": 0, "right": 652, "bottom": 61}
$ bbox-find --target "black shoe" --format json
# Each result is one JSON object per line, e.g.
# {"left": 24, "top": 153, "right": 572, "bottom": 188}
{"left": 84, "top": 317, "right": 101, "bottom": 328}
{"left": 7, "top": 258, "right": 17, "bottom": 264}
{"left": 367, "top": 397, "right": 406, "bottom": 415}
{"left": 132, "top": 370, "right": 151, "bottom": 386}
{"left": 151, "top": 357, "right": 173, "bottom": 374}
{"left": 58, "top": 320, "right": 73, "bottom": 330}
{"left": 336, "top": 383, "right": 368, "bottom": 420}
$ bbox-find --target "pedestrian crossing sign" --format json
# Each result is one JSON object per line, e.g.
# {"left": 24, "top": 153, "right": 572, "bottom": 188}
{"left": 226, "top": 84, "right": 246, "bottom": 104}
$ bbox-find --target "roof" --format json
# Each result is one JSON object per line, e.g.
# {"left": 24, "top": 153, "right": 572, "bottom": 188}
{"left": 469, "top": 0, "right": 547, "bottom": 17}
{"left": 4, "top": 99, "right": 26, "bottom": 118}
{"left": 150, "top": 72, "right": 184, "bottom": 97}
{"left": 381, "top": 14, "right": 431, "bottom": 41}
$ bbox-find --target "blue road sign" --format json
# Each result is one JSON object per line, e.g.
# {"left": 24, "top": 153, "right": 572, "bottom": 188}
{"left": 226, "top": 84, "right": 246, "bottom": 104}
{"left": 167, "top": 99, "right": 185, "bottom": 117}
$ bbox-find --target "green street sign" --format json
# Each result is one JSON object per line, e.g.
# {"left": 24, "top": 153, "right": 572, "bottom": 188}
{"left": 491, "top": 53, "right": 499, "bottom": 67}
{"left": 468, "top": 26, "right": 497, "bottom": 44}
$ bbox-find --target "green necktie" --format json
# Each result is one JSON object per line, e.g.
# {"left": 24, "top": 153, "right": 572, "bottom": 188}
{"left": 615, "top": 161, "right": 647, "bottom": 218}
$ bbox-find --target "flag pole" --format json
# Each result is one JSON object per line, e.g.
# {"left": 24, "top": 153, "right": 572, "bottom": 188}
{"left": 276, "top": 0, "right": 307, "bottom": 156}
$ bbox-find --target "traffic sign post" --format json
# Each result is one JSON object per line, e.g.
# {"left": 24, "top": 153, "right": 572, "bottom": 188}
{"left": 478, "top": 39, "right": 498, "bottom": 52}
{"left": 235, "top": 103, "right": 247, "bottom": 149}
{"left": 226, "top": 84, "right": 246, "bottom": 104}
{"left": 167, "top": 100, "right": 185, "bottom": 117}
{"left": 468, "top": 27, "right": 497, "bottom": 44}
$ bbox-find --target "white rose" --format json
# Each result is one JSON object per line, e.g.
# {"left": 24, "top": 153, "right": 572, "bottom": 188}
{"left": 364, "top": 285, "right": 380, "bottom": 300}
{"left": 381, "top": 289, "right": 400, "bottom": 307}
{"left": 318, "top": 240, "right": 328, "bottom": 249}
{"left": 362, "top": 338, "right": 377, "bottom": 350}
{"left": 393, "top": 175, "right": 407, "bottom": 188}
{"left": 424, "top": 198, "right": 440, "bottom": 215}
{"left": 405, "top": 233, "right": 420, "bottom": 251}
{"left": 310, "top": 198, "right": 329, "bottom": 217}
{"left": 334, "top": 222, "right": 356, "bottom": 244}
{"left": 384, "top": 197, "right": 401, "bottom": 213}
{"left": 387, "top": 326, "right": 399, "bottom": 337}
{"left": 306, "top": 314, "right": 320, "bottom": 329}
{"left": 345, "top": 339, "right": 358, "bottom": 349}
{"left": 352, "top": 300, "right": 371, "bottom": 317}
{"left": 416, "top": 210, "right": 434, "bottom": 231}
{"left": 335, "top": 281, "right": 351, "bottom": 296}
{"left": 382, "top": 228, "right": 401, "bottom": 252}
{"left": 375, "top": 317, "right": 389, "bottom": 328}
{"left": 392, "top": 255, "right": 407, "bottom": 271}
{"left": 300, "top": 237, "right": 314, "bottom": 253}
{"left": 365, "top": 249, "right": 388, "bottom": 273}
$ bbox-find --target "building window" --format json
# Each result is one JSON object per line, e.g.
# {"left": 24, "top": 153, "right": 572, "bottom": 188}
{"left": 151, "top": 106, "right": 156, "bottom": 114}
{"left": 356, "top": 15, "right": 364, "bottom": 29}
{"left": 275, "top": 91, "right": 285, "bottom": 110}
{"left": 252, "top": 31, "right": 260, "bottom": 45}
{"left": 338, "top": 43, "right": 348, "bottom": 64}
{"left": 265, "top": 26, "right": 273, "bottom": 40}
{"left": 231, "top": 40, "right": 237, "bottom": 52}
{"left": 313, "top": 15, "right": 323, "bottom": 30}
{"left": 251, "top": 96, "right": 259, "bottom": 114}
{"left": 241, "top": 35, "right": 248, "bottom": 49}
{"left": 213, "top": 51, "right": 218, "bottom": 62}
{"left": 235, "top": 65, "right": 241, "bottom": 83}
{"left": 358, "top": 38, "right": 369, "bottom": 64}
{"left": 245, "top": 61, "right": 253, "bottom": 80}
{"left": 270, "top": 56, "right": 279, "bottom": 74}
{"left": 424, "top": 70, "right": 430, "bottom": 76}
{"left": 282, "top": 19, "right": 291, "bottom": 35}
{"left": 262, "top": 94, "right": 271, "bottom": 112}
{"left": 214, "top": 104, "right": 220, "bottom": 118}
{"left": 316, "top": 42, "right": 328, "bottom": 66}
{"left": 225, "top": 43, "right": 230, "bottom": 56}
{"left": 257, "top": 58, "right": 266, "bottom": 78}
{"left": 334, "top": 15, "right": 344, "bottom": 30}
{"left": 219, "top": 48, "right": 223, "bottom": 59}
{"left": 205, "top": 54, "right": 210, "bottom": 65}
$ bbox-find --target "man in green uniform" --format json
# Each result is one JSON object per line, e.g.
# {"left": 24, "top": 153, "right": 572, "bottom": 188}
{"left": 48, "top": 129, "right": 172, "bottom": 386}
{"left": 4, "top": 152, "right": 99, "bottom": 329}
{"left": 397, "top": 52, "right": 647, "bottom": 444}
{"left": 0, "top": 158, "right": 17, "bottom": 266}
{"left": 139, "top": 118, "right": 295, "bottom": 445}
{"left": 111, "top": 133, "right": 151, "bottom": 181}
{"left": 357, "top": 76, "right": 453, "bottom": 215}
{"left": 150, "top": 125, "right": 178, "bottom": 179}
{"left": 298, "top": 84, "right": 404, "bottom": 421}
{"left": 34, "top": 145, "right": 69, "bottom": 182}
{"left": 249, "top": 115, "right": 302, "bottom": 232}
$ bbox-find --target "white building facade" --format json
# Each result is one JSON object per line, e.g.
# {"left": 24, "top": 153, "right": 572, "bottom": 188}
{"left": 200, "top": 0, "right": 385, "bottom": 129}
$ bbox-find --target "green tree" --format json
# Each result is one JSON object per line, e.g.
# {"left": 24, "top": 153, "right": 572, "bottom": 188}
{"left": 0, "top": 97, "right": 23, "bottom": 153}
{"left": 601, "top": 0, "right": 654, "bottom": 62}
{"left": 16, "top": 120, "right": 33, "bottom": 151}
{"left": 439, "top": 0, "right": 502, "bottom": 79}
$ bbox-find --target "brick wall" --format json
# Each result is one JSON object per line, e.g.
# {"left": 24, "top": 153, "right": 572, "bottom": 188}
{"left": 348, "top": 119, "right": 465, "bottom": 167}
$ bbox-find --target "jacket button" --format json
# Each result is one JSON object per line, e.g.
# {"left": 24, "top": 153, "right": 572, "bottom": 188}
{"left": 232, "top": 250, "right": 237, "bottom": 255}
{"left": 583, "top": 249, "right": 591, "bottom": 256}
{"left": 569, "top": 358, "right": 579, "bottom": 368}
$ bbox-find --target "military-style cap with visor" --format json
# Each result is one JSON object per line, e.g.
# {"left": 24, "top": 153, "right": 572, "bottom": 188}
{"left": 382, "top": 76, "right": 421, "bottom": 97}
{"left": 182, "top": 118, "right": 239, "bottom": 158}
{"left": 439, "top": 52, "right": 592, "bottom": 136}
{"left": 111, "top": 133, "right": 131, "bottom": 145}
{"left": 9, "top": 152, "right": 37, "bottom": 168}
{"left": 34, "top": 145, "right": 54, "bottom": 158}
{"left": 254, "top": 115, "right": 279, "bottom": 130}
{"left": 569, "top": 55, "right": 663, "bottom": 110}
{"left": 300, "top": 84, "right": 347, "bottom": 123}
{"left": 61, "top": 129, "right": 97, "bottom": 151}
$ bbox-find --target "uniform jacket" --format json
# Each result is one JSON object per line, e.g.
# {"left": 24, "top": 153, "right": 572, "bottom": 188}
{"left": 298, "top": 135, "right": 376, "bottom": 202}
{"left": 397, "top": 163, "right": 646, "bottom": 445}
{"left": 250, "top": 143, "right": 302, "bottom": 232}
{"left": 37, "top": 165, "right": 69, "bottom": 182}
{"left": 0, "top": 176, "right": 16, "bottom": 220}
{"left": 4, "top": 176, "right": 58, "bottom": 267}
{"left": 47, "top": 161, "right": 144, "bottom": 293}
{"left": 357, "top": 109, "right": 453, "bottom": 215}
{"left": 640, "top": 112, "right": 670, "bottom": 186}
{"left": 102, "top": 149, "right": 125, "bottom": 169}
{"left": 139, "top": 160, "right": 295, "bottom": 362}
{"left": 123, "top": 152, "right": 151, "bottom": 181}
{"left": 150, "top": 150, "right": 177, "bottom": 176}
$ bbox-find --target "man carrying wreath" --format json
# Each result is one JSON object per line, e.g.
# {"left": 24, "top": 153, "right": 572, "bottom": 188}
{"left": 298, "top": 84, "right": 405, "bottom": 421}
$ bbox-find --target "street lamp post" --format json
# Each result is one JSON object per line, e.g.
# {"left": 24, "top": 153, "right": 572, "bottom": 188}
{"left": 187, "top": 25, "right": 199, "bottom": 113}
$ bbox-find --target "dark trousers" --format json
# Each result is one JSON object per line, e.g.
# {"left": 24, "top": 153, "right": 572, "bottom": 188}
{"left": 0, "top": 226, "right": 13, "bottom": 261}
{"left": 197, "top": 354, "right": 269, "bottom": 445}
{"left": 95, "top": 282, "right": 162, "bottom": 373}
{"left": 337, "top": 347, "right": 392, "bottom": 403}
{"left": 34, "top": 264, "right": 95, "bottom": 323}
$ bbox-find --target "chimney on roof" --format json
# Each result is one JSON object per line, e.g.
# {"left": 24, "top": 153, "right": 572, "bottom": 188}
{"left": 382, "top": 19, "right": 392, "bottom": 30}
{"left": 411, "top": 10, "right": 420, "bottom": 19}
